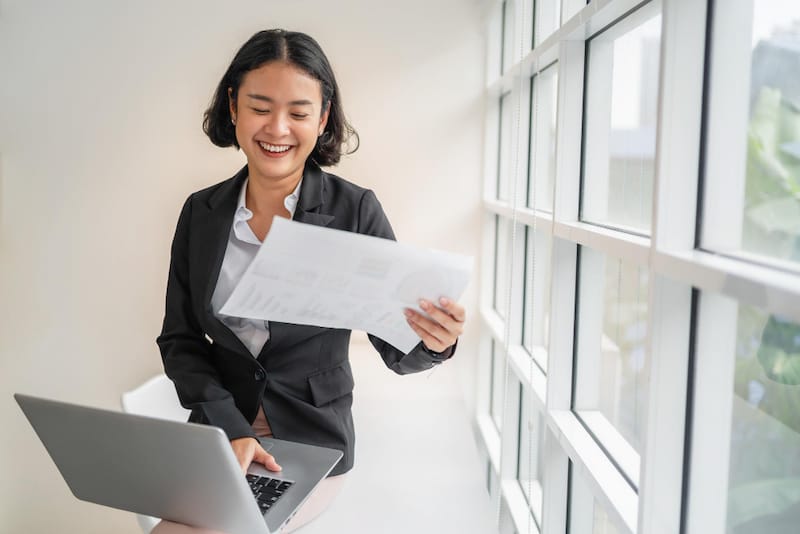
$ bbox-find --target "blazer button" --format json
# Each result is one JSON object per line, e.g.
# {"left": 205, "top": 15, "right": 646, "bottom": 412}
{"left": 254, "top": 368, "right": 266, "bottom": 381}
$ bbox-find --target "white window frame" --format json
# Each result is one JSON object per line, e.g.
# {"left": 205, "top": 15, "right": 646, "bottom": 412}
{"left": 475, "top": 1, "right": 800, "bottom": 534}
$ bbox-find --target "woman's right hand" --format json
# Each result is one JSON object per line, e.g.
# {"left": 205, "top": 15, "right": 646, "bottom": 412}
{"left": 230, "top": 437, "right": 282, "bottom": 474}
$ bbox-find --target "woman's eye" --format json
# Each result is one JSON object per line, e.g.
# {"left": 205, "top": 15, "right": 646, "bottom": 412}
{"left": 291, "top": 113, "right": 309, "bottom": 119}
{"left": 252, "top": 108, "right": 270, "bottom": 114}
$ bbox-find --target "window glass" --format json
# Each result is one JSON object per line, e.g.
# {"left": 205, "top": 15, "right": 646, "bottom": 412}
{"left": 534, "top": 0, "right": 561, "bottom": 47}
{"left": 502, "top": 0, "right": 516, "bottom": 74}
{"left": 491, "top": 340, "right": 506, "bottom": 431}
{"left": 494, "top": 216, "right": 513, "bottom": 318}
{"left": 528, "top": 65, "right": 559, "bottom": 211}
{"left": 498, "top": 92, "right": 514, "bottom": 201}
{"left": 517, "top": 386, "right": 545, "bottom": 520}
{"left": 724, "top": 305, "right": 800, "bottom": 533}
{"left": 522, "top": 227, "right": 552, "bottom": 366}
{"left": 568, "top": 466, "right": 624, "bottom": 534}
{"left": 581, "top": 5, "right": 662, "bottom": 233}
{"left": 720, "top": 4, "right": 800, "bottom": 266}
{"left": 574, "top": 247, "right": 650, "bottom": 454}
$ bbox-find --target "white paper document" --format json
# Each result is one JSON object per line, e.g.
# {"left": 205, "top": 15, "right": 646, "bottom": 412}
{"left": 219, "top": 217, "right": 473, "bottom": 353}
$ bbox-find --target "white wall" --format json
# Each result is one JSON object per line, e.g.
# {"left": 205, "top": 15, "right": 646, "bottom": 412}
{"left": 0, "top": 1, "right": 486, "bottom": 532}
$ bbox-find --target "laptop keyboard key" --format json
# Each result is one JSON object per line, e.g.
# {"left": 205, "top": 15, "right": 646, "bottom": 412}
{"left": 248, "top": 475, "right": 293, "bottom": 513}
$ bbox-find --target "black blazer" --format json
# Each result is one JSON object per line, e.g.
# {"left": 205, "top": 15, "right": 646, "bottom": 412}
{"left": 157, "top": 163, "right": 452, "bottom": 475}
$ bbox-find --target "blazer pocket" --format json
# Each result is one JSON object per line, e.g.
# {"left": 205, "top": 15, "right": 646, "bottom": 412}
{"left": 307, "top": 361, "right": 355, "bottom": 407}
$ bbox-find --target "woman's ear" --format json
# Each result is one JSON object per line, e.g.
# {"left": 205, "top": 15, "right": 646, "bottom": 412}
{"left": 228, "top": 87, "right": 236, "bottom": 124}
{"left": 318, "top": 101, "right": 331, "bottom": 135}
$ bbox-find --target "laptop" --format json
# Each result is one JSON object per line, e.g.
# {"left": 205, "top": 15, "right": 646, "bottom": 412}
{"left": 14, "top": 393, "right": 343, "bottom": 534}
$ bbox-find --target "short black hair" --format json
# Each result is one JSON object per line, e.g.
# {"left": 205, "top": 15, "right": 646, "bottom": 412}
{"left": 203, "top": 29, "right": 358, "bottom": 167}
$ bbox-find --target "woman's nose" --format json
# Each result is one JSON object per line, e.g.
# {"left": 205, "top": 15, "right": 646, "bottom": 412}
{"left": 266, "top": 112, "right": 290, "bottom": 136}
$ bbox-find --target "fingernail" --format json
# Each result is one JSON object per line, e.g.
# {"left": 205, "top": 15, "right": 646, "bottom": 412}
{"left": 440, "top": 297, "right": 450, "bottom": 306}
{"left": 404, "top": 309, "right": 413, "bottom": 317}
{"left": 419, "top": 299, "right": 429, "bottom": 309}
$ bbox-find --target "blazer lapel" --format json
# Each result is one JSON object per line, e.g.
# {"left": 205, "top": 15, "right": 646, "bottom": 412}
{"left": 293, "top": 163, "right": 335, "bottom": 227}
{"left": 195, "top": 166, "right": 253, "bottom": 356}
{"left": 294, "top": 210, "right": 335, "bottom": 226}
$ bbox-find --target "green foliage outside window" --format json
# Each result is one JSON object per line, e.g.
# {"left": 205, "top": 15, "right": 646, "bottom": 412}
{"left": 743, "top": 85, "right": 800, "bottom": 263}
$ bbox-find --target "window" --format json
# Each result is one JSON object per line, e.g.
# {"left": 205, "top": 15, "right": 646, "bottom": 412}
{"left": 528, "top": 64, "right": 559, "bottom": 211}
{"left": 498, "top": 92, "right": 515, "bottom": 202}
{"left": 517, "top": 387, "right": 545, "bottom": 522}
{"left": 534, "top": 0, "right": 561, "bottom": 47}
{"left": 702, "top": 1, "right": 800, "bottom": 270}
{"left": 502, "top": 0, "right": 517, "bottom": 74}
{"left": 491, "top": 340, "right": 507, "bottom": 431}
{"left": 689, "top": 294, "right": 800, "bottom": 534}
{"left": 494, "top": 215, "right": 513, "bottom": 318}
{"left": 477, "top": 1, "right": 800, "bottom": 533}
{"left": 726, "top": 307, "right": 800, "bottom": 532}
{"left": 573, "top": 247, "right": 650, "bottom": 469}
{"left": 522, "top": 227, "right": 552, "bottom": 368}
{"left": 581, "top": 3, "right": 662, "bottom": 234}
{"left": 568, "top": 465, "right": 625, "bottom": 534}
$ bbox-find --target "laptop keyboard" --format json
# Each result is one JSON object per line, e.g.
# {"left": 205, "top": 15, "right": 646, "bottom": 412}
{"left": 246, "top": 474, "right": 294, "bottom": 514}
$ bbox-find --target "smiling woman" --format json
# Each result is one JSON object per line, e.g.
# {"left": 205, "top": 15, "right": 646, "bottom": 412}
{"left": 200, "top": 30, "right": 357, "bottom": 240}
{"left": 153, "top": 29, "right": 466, "bottom": 534}
{"left": 228, "top": 61, "right": 332, "bottom": 239}
{"left": 230, "top": 62, "right": 329, "bottom": 186}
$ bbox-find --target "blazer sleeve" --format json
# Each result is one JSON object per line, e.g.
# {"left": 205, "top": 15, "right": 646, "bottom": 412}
{"left": 356, "top": 190, "right": 457, "bottom": 374}
{"left": 156, "top": 196, "right": 255, "bottom": 441}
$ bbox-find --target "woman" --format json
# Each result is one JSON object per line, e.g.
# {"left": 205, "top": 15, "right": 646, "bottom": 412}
{"left": 154, "top": 29, "right": 465, "bottom": 533}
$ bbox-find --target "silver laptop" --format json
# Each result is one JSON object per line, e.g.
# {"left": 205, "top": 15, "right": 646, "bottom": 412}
{"left": 15, "top": 393, "right": 343, "bottom": 534}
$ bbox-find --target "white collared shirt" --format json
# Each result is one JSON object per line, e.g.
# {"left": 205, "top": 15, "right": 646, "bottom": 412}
{"left": 210, "top": 177, "right": 302, "bottom": 356}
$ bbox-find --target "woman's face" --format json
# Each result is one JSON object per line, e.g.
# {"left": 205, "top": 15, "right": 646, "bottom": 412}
{"left": 229, "top": 61, "right": 329, "bottom": 187}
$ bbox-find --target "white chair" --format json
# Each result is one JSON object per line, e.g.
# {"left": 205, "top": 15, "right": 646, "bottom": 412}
{"left": 121, "top": 374, "right": 190, "bottom": 534}
{"left": 121, "top": 373, "right": 190, "bottom": 422}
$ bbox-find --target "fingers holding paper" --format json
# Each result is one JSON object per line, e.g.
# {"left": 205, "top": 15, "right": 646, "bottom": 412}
{"left": 404, "top": 297, "right": 465, "bottom": 353}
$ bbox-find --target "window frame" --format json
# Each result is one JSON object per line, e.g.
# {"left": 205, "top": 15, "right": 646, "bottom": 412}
{"left": 476, "top": 1, "right": 800, "bottom": 534}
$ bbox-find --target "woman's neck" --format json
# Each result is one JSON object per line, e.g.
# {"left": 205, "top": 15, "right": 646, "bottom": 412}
{"left": 245, "top": 169, "right": 301, "bottom": 216}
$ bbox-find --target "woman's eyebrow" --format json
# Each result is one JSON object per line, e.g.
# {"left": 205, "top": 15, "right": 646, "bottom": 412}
{"left": 246, "top": 93, "right": 313, "bottom": 106}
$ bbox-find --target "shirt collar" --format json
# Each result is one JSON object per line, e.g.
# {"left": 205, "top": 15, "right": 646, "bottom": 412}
{"left": 283, "top": 178, "right": 302, "bottom": 217}
{"left": 233, "top": 177, "right": 303, "bottom": 244}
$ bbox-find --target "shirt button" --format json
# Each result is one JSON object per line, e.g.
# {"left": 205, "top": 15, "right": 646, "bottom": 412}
{"left": 254, "top": 369, "right": 266, "bottom": 381}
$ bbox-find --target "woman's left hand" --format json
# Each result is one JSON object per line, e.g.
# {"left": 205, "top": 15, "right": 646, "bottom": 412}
{"left": 404, "top": 297, "right": 465, "bottom": 354}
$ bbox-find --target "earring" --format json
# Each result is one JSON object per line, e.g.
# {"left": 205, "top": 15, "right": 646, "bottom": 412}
{"left": 231, "top": 118, "right": 236, "bottom": 125}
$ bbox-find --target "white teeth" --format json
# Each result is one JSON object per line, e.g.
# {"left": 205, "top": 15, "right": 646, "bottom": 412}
{"left": 259, "top": 142, "right": 291, "bottom": 153}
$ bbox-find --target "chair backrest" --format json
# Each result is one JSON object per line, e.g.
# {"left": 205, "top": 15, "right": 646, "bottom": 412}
{"left": 121, "top": 374, "right": 190, "bottom": 422}
{"left": 120, "top": 374, "right": 192, "bottom": 534}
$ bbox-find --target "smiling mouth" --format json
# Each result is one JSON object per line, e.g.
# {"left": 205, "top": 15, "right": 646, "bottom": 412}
{"left": 258, "top": 141, "right": 293, "bottom": 156}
